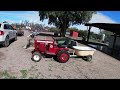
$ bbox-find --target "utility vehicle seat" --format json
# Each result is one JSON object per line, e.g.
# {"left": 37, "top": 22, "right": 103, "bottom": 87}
{"left": 57, "top": 44, "right": 68, "bottom": 48}
{"left": 57, "top": 39, "right": 69, "bottom": 48}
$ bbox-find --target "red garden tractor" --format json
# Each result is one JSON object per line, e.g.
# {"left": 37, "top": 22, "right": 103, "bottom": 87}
{"left": 31, "top": 39, "right": 70, "bottom": 63}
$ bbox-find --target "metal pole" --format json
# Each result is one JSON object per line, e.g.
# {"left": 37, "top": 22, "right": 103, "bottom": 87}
{"left": 111, "top": 33, "right": 117, "bottom": 55}
{"left": 87, "top": 26, "right": 91, "bottom": 42}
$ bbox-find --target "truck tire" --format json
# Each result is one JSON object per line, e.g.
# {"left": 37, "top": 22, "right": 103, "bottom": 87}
{"left": 57, "top": 50, "right": 70, "bottom": 63}
{"left": 32, "top": 52, "right": 42, "bottom": 62}
{"left": 14, "top": 34, "right": 17, "bottom": 41}
{"left": 22, "top": 33, "right": 24, "bottom": 36}
{"left": 3, "top": 36, "right": 9, "bottom": 47}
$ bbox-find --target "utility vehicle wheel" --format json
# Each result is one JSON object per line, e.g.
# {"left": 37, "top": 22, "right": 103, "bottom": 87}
{"left": 3, "top": 36, "right": 9, "bottom": 47}
{"left": 86, "top": 55, "right": 92, "bottom": 62}
{"left": 57, "top": 50, "right": 70, "bottom": 63}
{"left": 32, "top": 52, "right": 42, "bottom": 62}
{"left": 14, "top": 34, "right": 17, "bottom": 41}
{"left": 53, "top": 56, "right": 57, "bottom": 61}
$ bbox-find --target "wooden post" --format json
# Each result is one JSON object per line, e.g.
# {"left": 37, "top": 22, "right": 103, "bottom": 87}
{"left": 87, "top": 26, "right": 91, "bottom": 42}
{"left": 111, "top": 34, "right": 117, "bottom": 55}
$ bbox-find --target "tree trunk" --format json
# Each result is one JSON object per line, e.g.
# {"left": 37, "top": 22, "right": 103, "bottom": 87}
{"left": 60, "top": 26, "right": 67, "bottom": 37}
{"left": 59, "top": 16, "right": 68, "bottom": 37}
{"left": 60, "top": 23, "right": 67, "bottom": 37}
{"left": 60, "top": 30, "right": 65, "bottom": 37}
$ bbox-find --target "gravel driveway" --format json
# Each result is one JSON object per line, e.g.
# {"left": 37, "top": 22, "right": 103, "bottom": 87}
{"left": 0, "top": 30, "right": 120, "bottom": 79}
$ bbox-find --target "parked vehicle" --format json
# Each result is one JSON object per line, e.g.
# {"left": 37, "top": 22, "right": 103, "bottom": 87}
{"left": 0, "top": 22, "right": 17, "bottom": 47}
{"left": 17, "top": 29, "right": 24, "bottom": 36}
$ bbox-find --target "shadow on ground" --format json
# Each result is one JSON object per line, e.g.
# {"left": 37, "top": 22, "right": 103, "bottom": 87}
{"left": 0, "top": 39, "right": 16, "bottom": 48}
{"left": 0, "top": 52, "right": 6, "bottom": 60}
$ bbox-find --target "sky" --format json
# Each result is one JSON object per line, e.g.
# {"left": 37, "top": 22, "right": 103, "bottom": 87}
{"left": 0, "top": 11, "right": 119, "bottom": 34}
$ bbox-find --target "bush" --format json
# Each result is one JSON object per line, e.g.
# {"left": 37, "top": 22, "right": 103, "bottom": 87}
{"left": 78, "top": 30, "right": 88, "bottom": 37}
{"left": 48, "top": 27, "right": 60, "bottom": 32}
{"left": 66, "top": 28, "right": 79, "bottom": 32}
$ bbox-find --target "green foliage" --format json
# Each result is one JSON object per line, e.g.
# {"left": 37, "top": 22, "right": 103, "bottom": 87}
{"left": 78, "top": 30, "right": 103, "bottom": 41}
{"left": 100, "top": 30, "right": 113, "bottom": 38}
{"left": 78, "top": 30, "right": 88, "bottom": 38}
{"left": 3, "top": 21, "right": 8, "bottom": 23}
{"left": 48, "top": 27, "right": 60, "bottom": 32}
{"left": 28, "top": 77, "right": 34, "bottom": 79}
{"left": 90, "top": 33, "right": 102, "bottom": 40}
{"left": 39, "top": 11, "right": 96, "bottom": 26}
{"left": 11, "top": 20, "right": 43, "bottom": 31}
{"left": 67, "top": 27, "right": 79, "bottom": 32}
{"left": 0, "top": 69, "right": 41, "bottom": 79}
{"left": 1, "top": 70, "right": 17, "bottom": 79}
{"left": 20, "top": 70, "right": 28, "bottom": 79}
{"left": 39, "top": 11, "right": 96, "bottom": 37}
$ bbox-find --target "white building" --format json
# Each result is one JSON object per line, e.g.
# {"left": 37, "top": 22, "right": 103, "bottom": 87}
{"left": 26, "top": 26, "right": 31, "bottom": 30}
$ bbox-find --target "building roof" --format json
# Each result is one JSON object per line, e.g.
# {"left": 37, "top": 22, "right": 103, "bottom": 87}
{"left": 85, "top": 23, "right": 120, "bottom": 35}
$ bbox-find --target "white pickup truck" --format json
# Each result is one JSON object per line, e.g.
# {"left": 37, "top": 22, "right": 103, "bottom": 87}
{"left": 0, "top": 22, "right": 17, "bottom": 47}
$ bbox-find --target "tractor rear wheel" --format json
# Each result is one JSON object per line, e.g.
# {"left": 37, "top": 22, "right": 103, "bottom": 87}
{"left": 32, "top": 52, "right": 42, "bottom": 62}
{"left": 57, "top": 50, "right": 70, "bottom": 63}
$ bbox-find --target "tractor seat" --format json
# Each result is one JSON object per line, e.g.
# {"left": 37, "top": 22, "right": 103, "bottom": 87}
{"left": 57, "top": 39, "right": 69, "bottom": 48}
{"left": 57, "top": 44, "right": 68, "bottom": 48}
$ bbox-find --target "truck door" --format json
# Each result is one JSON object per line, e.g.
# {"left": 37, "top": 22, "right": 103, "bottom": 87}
{"left": 9, "top": 25, "right": 16, "bottom": 38}
{"left": 4, "top": 24, "right": 12, "bottom": 40}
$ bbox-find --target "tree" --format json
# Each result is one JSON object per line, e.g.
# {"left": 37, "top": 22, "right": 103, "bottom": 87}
{"left": 78, "top": 30, "right": 88, "bottom": 37}
{"left": 101, "top": 30, "right": 113, "bottom": 38}
{"left": 48, "top": 27, "right": 60, "bottom": 32}
{"left": 3, "top": 21, "right": 8, "bottom": 23}
{"left": 24, "top": 20, "right": 29, "bottom": 26}
{"left": 67, "top": 27, "right": 79, "bottom": 32}
{"left": 39, "top": 11, "right": 96, "bottom": 37}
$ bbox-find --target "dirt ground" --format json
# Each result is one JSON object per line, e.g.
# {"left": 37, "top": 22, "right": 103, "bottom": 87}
{"left": 0, "top": 30, "right": 120, "bottom": 79}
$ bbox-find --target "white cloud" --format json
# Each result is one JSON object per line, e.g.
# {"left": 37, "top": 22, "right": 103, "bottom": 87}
{"left": 4, "top": 19, "right": 15, "bottom": 24}
{"left": 16, "top": 11, "right": 54, "bottom": 27}
{"left": 0, "top": 11, "right": 43, "bottom": 24}
{"left": 70, "top": 12, "right": 117, "bottom": 34}
{"left": 89, "top": 12, "right": 116, "bottom": 23}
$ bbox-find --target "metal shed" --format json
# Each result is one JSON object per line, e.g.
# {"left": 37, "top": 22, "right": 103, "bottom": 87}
{"left": 85, "top": 23, "right": 120, "bottom": 55}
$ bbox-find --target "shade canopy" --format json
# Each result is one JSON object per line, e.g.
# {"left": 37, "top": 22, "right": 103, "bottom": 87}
{"left": 85, "top": 23, "right": 120, "bottom": 35}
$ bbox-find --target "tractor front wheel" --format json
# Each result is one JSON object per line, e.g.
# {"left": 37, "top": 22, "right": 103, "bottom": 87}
{"left": 57, "top": 50, "right": 70, "bottom": 63}
{"left": 32, "top": 52, "right": 42, "bottom": 62}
